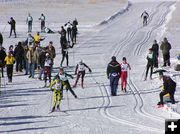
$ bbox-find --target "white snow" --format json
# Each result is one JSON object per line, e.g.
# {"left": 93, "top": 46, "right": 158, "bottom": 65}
{"left": 0, "top": 0, "right": 180, "bottom": 134}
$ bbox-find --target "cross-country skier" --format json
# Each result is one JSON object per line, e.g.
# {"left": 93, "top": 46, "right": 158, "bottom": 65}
{"left": 151, "top": 40, "right": 159, "bottom": 68}
{"left": 8, "top": 17, "right": 16, "bottom": 38}
{"left": 43, "top": 53, "right": 53, "bottom": 87}
{"left": 73, "top": 60, "right": 92, "bottom": 88}
{"left": 144, "top": 48, "right": 155, "bottom": 81}
{"left": 26, "top": 13, "right": 33, "bottom": 32}
{"left": 141, "top": 10, "right": 149, "bottom": 26}
{"left": 59, "top": 26, "right": 67, "bottom": 46}
{"left": 107, "top": 56, "right": 121, "bottom": 96}
{"left": 54, "top": 67, "right": 77, "bottom": 98}
{"left": 120, "top": 57, "right": 131, "bottom": 92}
{"left": 39, "top": 13, "right": 46, "bottom": 32}
{"left": 156, "top": 70, "right": 176, "bottom": 108}
{"left": 49, "top": 77, "right": 63, "bottom": 112}
{"left": 65, "top": 21, "right": 72, "bottom": 41}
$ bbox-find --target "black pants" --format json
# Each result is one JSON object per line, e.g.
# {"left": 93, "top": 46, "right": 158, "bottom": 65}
{"left": 163, "top": 53, "right": 170, "bottom": 66}
{"left": 64, "top": 80, "right": 77, "bottom": 98}
{"left": 41, "top": 21, "right": 45, "bottom": 32}
{"left": 10, "top": 28, "right": 16, "bottom": 37}
{"left": 28, "top": 21, "right": 32, "bottom": 32}
{"left": 71, "top": 32, "right": 77, "bottom": 43}
{"left": 154, "top": 54, "right": 158, "bottom": 68}
{"left": 16, "top": 58, "right": 23, "bottom": 72}
{"left": 74, "top": 71, "right": 85, "bottom": 87}
{"left": 159, "top": 90, "right": 175, "bottom": 104}
{"left": 61, "top": 51, "right": 68, "bottom": 66}
{"left": 143, "top": 16, "right": 148, "bottom": 26}
{"left": 6, "top": 65, "right": 13, "bottom": 82}
{"left": 145, "top": 64, "right": 153, "bottom": 78}
{"left": 67, "top": 28, "right": 72, "bottom": 41}
{"left": 0, "top": 67, "right": 4, "bottom": 77}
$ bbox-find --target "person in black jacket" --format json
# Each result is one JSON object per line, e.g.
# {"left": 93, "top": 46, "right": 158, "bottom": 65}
{"left": 0, "top": 32, "right": 3, "bottom": 45}
{"left": 151, "top": 40, "right": 159, "bottom": 68}
{"left": 107, "top": 56, "right": 121, "bottom": 96}
{"left": 157, "top": 71, "right": 176, "bottom": 107}
{"left": 8, "top": 17, "right": 16, "bottom": 38}
{"left": 59, "top": 26, "right": 67, "bottom": 46}
{"left": 0, "top": 45, "right": 7, "bottom": 77}
{"left": 14, "top": 42, "right": 25, "bottom": 72}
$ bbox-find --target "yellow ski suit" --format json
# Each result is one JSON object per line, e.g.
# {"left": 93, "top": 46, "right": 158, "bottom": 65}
{"left": 49, "top": 79, "right": 63, "bottom": 108}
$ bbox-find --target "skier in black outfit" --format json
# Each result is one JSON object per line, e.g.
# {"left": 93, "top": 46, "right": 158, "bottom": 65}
{"left": 54, "top": 67, "right": 77, "bottom": 98}
{"left": 14, "top": 42, "right": 25, "bottom": 72}
{"left": 157, "top": 71, "right": 176, "bottom": 107}
{"left": 59, "top": 26, "right": 67, "bottom": 46}
{"left": 60, "top": 40, "right": 69, "bottom": 67}
{"left": 151, "top": 40, "right": 159, "bottom": 68}
{"left": 0, "top": 45, "right": 6, "bottom": 77}
{"left": 0, "top": 32, "right": 3, "bottom": 45}
{"left": 107, "top": 56, "right": 121, "bottom": 96}
{"left": 71, "top": 25, "right": 77, "bottom": 44}
{"left": 8, "top": 17, "right": 16, "bottom": 38}
{"left": 141, "top": 10, "right": 149, "bottom": 26}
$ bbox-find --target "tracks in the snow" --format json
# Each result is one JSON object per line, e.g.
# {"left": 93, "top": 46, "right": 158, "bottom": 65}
{"left": 90, "top": 75, "right": 163, "bottom": 132}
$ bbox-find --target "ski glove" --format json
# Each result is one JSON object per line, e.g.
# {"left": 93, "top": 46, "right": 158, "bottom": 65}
{"left": 89, "top": 69, "right": 92, "bottom": 73}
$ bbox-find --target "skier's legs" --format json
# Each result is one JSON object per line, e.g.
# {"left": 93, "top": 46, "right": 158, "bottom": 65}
{"left": 145, "top": 65, "right": 150, "bottom": 79}
{"left": 9, "top": 28, "right": 12, "bottom": 37}
{"left": 113, "top": 76, "right": 119, "bottom": 95}
{"left": 73, "top": 73, "right": 80, "bottom": 87}
{"left": 159, "top": 90, "right": 169, "bottom": 104}
{"left": 16, "top": 59, "right": 19, "bottom": 72}
{"left": 13, "top": 28, "right": 16, "bottom": 37}
{"left": 110, "top": 76, "right": 115, "bottom": 95}
{"left": 81, "top": 71, "right": 85, "bottom": 88}
{"left": 66, "top": 53, "right": 69, "bottom": 66}
{"left": 169, "top": 92, "right": 175, "bottom": 104}
{"left": 66, "top": 81, "right": 77, "bottom": 98}
{"left": 53, "top": 90, "right": 57, "bottom": 108}
{"left": 60, "top": 53, "right": 65, "bottom": 66}
{"left": 163, "top": 54, "right": 167, "bottom": 66}
{"left": 57, "top": 91, "right": 61, "bottom": 107}
{"left": 150, "top": 65, "right": 153, "bottom": 79}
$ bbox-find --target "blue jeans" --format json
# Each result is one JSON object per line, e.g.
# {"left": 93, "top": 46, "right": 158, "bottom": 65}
{"left": 110, "top": 75, "right": 119, "bottom": 96}
{"left": 28, "top": 63, "right": 35, "bottom": 77}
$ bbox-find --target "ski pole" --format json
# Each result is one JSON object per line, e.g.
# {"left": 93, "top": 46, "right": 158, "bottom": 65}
{"left": 66, "top": 90, "right": 70, "bottom": 110}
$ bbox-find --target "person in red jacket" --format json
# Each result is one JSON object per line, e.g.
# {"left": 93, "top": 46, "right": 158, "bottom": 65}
{"left": 120, "top": 57, "right": 131, "bottom": 92}
{"left": 73, "top": 60, "right": 92, "bottom": 88}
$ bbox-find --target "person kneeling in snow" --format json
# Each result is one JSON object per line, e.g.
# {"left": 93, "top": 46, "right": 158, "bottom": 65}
{"left": 73, "top": 60, "right": 92, "bottom": 88}
{"left": 157, "top": 71, "right": 176, "bottom": 107}
{"left": 49, "top": 78, "right": 63, "bottom": 112}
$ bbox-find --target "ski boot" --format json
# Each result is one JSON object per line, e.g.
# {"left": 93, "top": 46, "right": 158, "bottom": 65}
{"left": 51, "top": 106, "right": 55, "bottom": 112}
{"left": 57, "top": 105, "right": 60, "bottom": 111}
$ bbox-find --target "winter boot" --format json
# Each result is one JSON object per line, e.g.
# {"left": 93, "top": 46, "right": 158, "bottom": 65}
{"left": 57, "top": 105, "right": 60, "bottom": 111}
{"left": 51, "top": 106, "right": 55, "bottom": 112}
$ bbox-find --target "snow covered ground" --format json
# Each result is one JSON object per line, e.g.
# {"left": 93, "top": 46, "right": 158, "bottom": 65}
{"left": 0, "top": 0, "right": 180, "bottom": 134}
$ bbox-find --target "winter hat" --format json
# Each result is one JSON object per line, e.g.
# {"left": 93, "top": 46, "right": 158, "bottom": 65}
{"left": 122, "top": 57, "right": 126, "bottom": 61}
{"left": 111, "top": 56, "right": 116, "bottom": 61}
